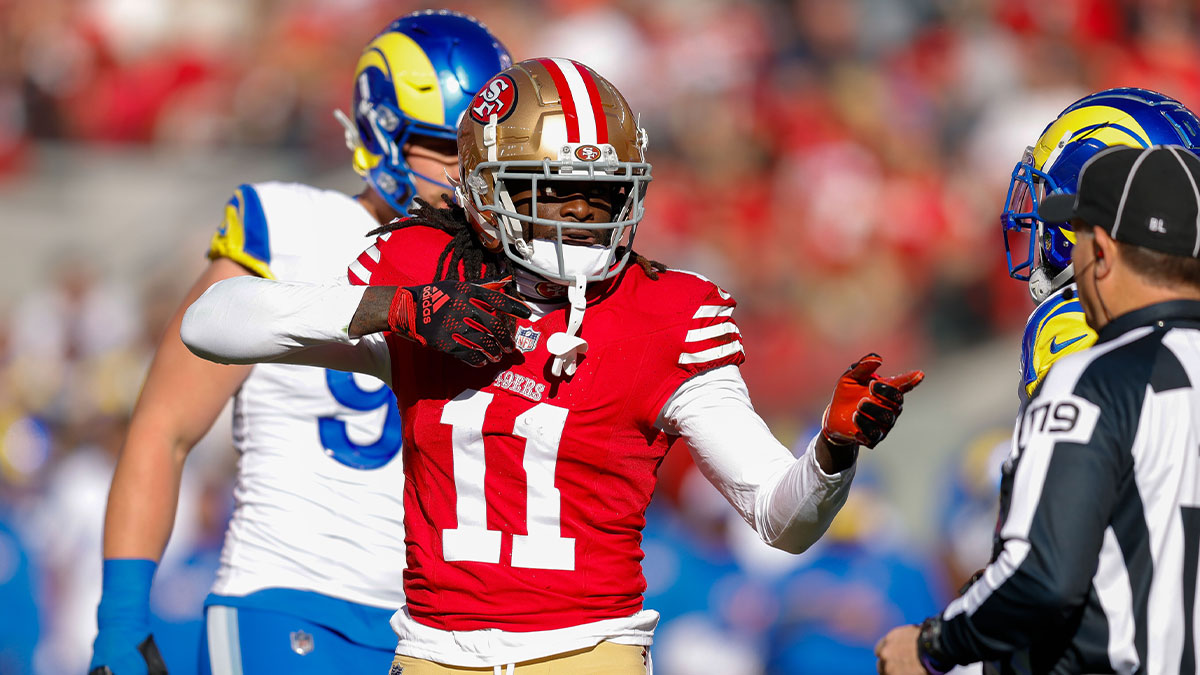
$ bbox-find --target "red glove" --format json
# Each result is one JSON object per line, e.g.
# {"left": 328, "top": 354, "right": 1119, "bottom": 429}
{"left": 388, "top": 278, "right": 530, "bottom": 367}
{"left": 821, "top": 353, "right": 924, "bottom": 449}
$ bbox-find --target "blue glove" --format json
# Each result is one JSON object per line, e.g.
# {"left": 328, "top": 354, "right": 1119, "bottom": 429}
{"left": 89, "top": 558, "right": 168, "bottom": 675}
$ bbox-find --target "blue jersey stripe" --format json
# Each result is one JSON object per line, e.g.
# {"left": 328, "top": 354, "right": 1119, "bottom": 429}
{"left": 1046, "top": 298, "right": 1083, "bottom": 322}
{"left": 237, "top": 184, "right": 271, "bottom": 265}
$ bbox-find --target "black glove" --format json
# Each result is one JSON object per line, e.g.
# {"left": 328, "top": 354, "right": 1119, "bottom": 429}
{"left": 388, "top": 279, "right": 531, "bottom": 367}
{"left": 89, "top": 635, "right": 168, "bottom": 675}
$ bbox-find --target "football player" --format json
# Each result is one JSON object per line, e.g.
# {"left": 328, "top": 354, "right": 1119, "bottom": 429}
{"left": 1001, "top": 88, "right": 1200, "bottom": 402}
{"left": 88, "top": 12, "right": 510, "bottom": 675}
{"left": 180, "top": 58, "right": 924, "bottom": 673}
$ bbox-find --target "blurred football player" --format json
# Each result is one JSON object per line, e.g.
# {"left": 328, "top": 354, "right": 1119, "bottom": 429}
{"left": 88, "top": 11, "right": 510, "bottom": 675}
{"left": 180, "top": 58, "right": 924, "bottom": 673}
{"left": 1000, "top": 88, "right": 1200, "bottom": 402}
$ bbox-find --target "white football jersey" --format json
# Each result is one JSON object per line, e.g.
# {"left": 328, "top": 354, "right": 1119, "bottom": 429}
{"left": 206, "top": 181, "right": 405, "bottom": 609}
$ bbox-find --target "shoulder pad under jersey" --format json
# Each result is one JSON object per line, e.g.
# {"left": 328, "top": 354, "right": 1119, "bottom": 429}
{"left": 208, "top": 183, "right": 274, "bottom": 279}
{"left": 1020, "top": 285, "right": 1097, "bottom": 401}
{"left": 348, "top": 222, "right": 456, "bottom": 286}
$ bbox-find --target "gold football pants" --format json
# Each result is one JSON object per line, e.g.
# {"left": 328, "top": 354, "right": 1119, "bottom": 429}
{"left": 390, "top": 641, "right": 649, "bottom": 674}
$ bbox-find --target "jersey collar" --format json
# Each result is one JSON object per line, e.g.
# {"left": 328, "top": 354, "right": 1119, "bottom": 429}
{"left": 1097, "top": 299, "right": 1200, "bottom": 343}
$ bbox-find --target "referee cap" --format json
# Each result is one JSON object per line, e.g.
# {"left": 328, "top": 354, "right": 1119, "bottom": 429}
{"left": 1038, "top": 145, "right": 1200, "bottom": 258}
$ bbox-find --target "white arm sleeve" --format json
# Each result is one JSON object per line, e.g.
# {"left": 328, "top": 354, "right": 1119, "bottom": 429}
{"left": 181, "top": 276, "right": 392, "bottom": 383}
{"left": 657, "top": 365, "right": 855, "bottom": 554}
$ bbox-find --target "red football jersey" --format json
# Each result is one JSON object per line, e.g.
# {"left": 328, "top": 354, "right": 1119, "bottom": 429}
{"left": 350, "top": 225, "right": 745, "bottom": 632}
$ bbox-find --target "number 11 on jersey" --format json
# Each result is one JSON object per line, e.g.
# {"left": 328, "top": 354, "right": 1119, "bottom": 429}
{"left": 440, "top": 389, "right": 576, "bottom": 571}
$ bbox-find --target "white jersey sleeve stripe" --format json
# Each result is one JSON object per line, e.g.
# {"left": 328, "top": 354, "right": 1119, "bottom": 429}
{"left": 693, "top": 305, "right": 735, "bottom": 319}
{"left": 685, "top": 323, "right": 741, "bottom": 342}
{"left": 679, "top": 340, "right": 744, "bottom": 365}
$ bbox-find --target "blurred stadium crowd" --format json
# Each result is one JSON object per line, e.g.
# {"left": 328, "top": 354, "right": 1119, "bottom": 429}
{"left": 2, "top": 0, "right": 1199, "bottom": 672}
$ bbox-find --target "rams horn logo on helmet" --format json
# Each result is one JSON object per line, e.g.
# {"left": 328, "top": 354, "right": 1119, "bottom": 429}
{"left": 574, "top": 145, "right": 601, "bottom": 161}
{"left": 470, "top": 74, "right": 517, "bottom": 124}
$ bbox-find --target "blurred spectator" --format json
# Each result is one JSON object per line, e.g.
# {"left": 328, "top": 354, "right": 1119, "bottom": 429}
{"left": 643, "top": 465, "right": 784, "bottom": 675}
{"left": 936, "top": 428, "right": 1010, "bottom": 597}
{"left": 7, "top": 256, "right": 141, "bottom": 421}
{"left": 0, "top": 468, "right": 42, "bottom": 675}
{"left": 764, "top": 468, "right": 944, "bottom": 674}
{"left": 22, "top": 412, "right": 219, "bottom": 674}
{"left": 0, "top": 0, "right": 1156, "bottom": 412}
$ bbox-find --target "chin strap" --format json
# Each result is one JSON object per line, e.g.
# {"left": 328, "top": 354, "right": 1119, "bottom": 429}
{"left": 547, "top": 274, "right": 588, "bottom": 377}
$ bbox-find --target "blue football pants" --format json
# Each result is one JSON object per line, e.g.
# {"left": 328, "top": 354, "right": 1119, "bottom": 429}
{"left": 199, "top": 605, "right": 394, "bottom": 674}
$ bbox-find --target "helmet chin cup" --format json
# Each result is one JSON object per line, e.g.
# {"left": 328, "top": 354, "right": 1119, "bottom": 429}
{"left": 1028, "top": 262, "right": 1076, "bottom": 304}
{"left": 1028, "top": 267, "right": 1053, "bottom": 303}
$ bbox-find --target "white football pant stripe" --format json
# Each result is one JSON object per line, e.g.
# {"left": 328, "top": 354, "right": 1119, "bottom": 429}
{"left": 206, "top": 605, "right": 244, "bottom": 675}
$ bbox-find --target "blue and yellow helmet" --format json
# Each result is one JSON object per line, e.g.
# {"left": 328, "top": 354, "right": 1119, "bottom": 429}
{"left": 1002, "top": 87, "right": 1200, "bottom": 301}
{"left": 336, "top": 10, "right": 511, "bottom": 215}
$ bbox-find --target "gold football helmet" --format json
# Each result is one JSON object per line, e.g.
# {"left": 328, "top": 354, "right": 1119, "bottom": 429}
{"left": 456, "top": 58, "right": 651, "bottom": 283}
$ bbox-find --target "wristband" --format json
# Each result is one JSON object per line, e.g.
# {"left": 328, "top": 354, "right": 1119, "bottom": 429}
{"left": 917, "top": 616, "right": 953, "bottom": 674}
{"left": 96, "top": 558, "right": 157, "bottom": 631}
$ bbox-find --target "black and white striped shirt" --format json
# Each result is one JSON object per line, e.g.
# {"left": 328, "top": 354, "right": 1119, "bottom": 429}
{"left": 935, "top": 300, "right": 1200, "bottom": 674}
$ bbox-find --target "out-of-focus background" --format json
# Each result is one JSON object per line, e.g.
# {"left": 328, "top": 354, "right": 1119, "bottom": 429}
{"left": 1, "top": 0, "right": 1196, "bottom": 673}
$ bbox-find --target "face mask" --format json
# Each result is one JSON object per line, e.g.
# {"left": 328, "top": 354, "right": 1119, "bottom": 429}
{"left": 526, "top": 239, "right": 612, "bottom": 282}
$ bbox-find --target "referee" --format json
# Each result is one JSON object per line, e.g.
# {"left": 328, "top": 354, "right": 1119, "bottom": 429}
{"left": 877, "top": 144, "right": 1200, "bottom": 674}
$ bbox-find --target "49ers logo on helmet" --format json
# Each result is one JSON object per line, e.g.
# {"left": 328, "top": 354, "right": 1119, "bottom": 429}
{"left": 470, "top": 74, "right": 517, "bottom": 124}
{"left": 574, "top": 145, "right": 602, "bottom": 161}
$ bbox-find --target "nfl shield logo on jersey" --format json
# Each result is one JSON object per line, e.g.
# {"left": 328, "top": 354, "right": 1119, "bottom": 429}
{"left": 515, "top": 326, "right": 541, "bottom": 353}
{"left": 290, "top": 629, "right": 314, "bottom": 655}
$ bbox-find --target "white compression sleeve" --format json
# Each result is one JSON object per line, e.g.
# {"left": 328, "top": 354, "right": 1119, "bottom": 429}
{"left": 181, "top": 276, "right": 391, "bottom": 382}
{"left": 657, "top": 365, "right": 855, "bottom": 554}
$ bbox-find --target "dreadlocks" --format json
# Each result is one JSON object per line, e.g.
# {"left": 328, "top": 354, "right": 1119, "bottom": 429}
{"left": 368, "top": 194, "right": 668, "bottom": 283}
{"left": 369, "top": 195, "right": 504, "bottom": 283}
{"left": 632, "top": 252, "right": 667, "bottom": 280}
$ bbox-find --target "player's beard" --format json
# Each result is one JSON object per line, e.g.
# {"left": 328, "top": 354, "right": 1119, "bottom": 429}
{"left": 526, "top": 239, "right": 612, "bottom": 282}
